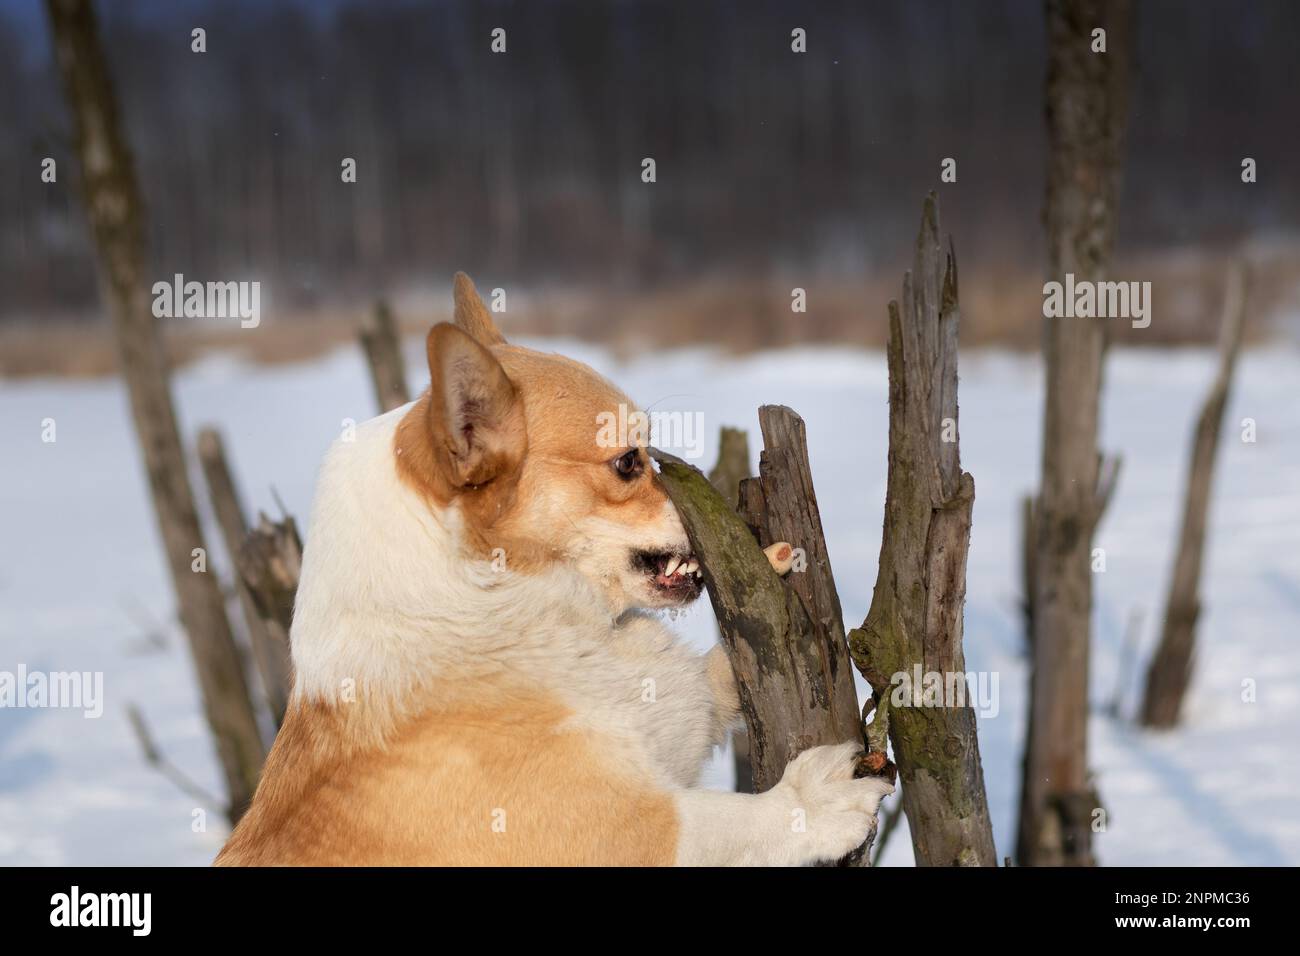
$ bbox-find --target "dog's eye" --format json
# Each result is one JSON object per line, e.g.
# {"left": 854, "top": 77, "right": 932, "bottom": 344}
{"left": 611, "top": 449, "right": 643, "bottom": 480}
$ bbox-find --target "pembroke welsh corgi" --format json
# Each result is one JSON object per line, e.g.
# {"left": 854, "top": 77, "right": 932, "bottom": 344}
{"left": 215, "top": 274, "right": 891, "bottom": 866}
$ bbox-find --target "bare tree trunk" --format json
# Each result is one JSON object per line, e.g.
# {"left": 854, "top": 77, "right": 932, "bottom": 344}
{"left": 848, "top": 193, "right": 997, "bottom": 867}
{"left": 359, "top": 300, "right": 410, "bottom": 413}
{"left": 46, "top": 0, "right": 264, "bottom": 820}
{"left": 707, "top": 426, "right": 754, "bottom": 793}
{"left": 1018, "top": 0, "right": 1132, "bottom": 867}
{"left": 1141, "top": 264, "right": 1248, "bottom": 728}
{"left": 197, "top": 428, "right": 292, "bottom": 726}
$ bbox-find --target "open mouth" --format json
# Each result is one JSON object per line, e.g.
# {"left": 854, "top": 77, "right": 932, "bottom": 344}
{"left": 633, "top": 549, "right": 704, "bottom": 600}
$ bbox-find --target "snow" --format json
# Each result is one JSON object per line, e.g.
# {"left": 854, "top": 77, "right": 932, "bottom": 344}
{"left": 2, "top": 339, "right": 1298, "bottom": 866}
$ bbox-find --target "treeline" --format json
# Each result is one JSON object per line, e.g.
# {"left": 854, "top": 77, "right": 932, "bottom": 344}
{"left": 2, "top": 0, "right": 1297, "bottom": 323}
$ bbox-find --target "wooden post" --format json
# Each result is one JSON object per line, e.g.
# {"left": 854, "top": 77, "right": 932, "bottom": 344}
{"left": 739, "top": 407, "right": 863, "bottom": 753}
{"left": 653, "top": 445, "right": 888, "bottom": 866}
{"left": 359, "top": 300, "right": 410, "bottom": 413}
{"left": 707, "top": 426, "right": 754, "bottom": 793}
{"left": 847, "top": 193, "right": 997, "bottom": 867}
{"left": 708, "top": 426, "right": 751, "bottom": 509}
{"left": 46, "top": 0, "right": 265, "bottom": 821}
{"left": 197, "top": 427, "right": 292, "bottom": 726}
{"left": 1107, "top": 607, "right": 1144, "bottom": 718}
{"left": 237, "top": 513, "right": 304, "bottom": 649}
{"left": 1140, "top": 264, "right": 1248, "bottom": 728}
{"left": 1019, "top": 494, "right": 1038, "bottom": 651}
{"left": 1019, "top": 0, "right": 1132, "bottom": 867}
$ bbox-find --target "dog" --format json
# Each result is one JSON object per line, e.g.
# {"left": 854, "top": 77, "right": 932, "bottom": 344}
{"left": 215, "top": 274, "right": 892, "bottom": 865}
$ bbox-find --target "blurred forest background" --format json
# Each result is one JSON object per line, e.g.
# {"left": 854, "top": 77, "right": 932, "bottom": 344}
{"left": 3, "top": 0, "right": 1299, "bottom": 375}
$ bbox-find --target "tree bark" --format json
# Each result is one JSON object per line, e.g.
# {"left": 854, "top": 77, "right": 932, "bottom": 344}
{"left": 237, "top": 513, "right": 304, "bottom": 650}
{"left": 359, "top": 300, "right": 410, "bottom": 413}
{"left": 739, "top": 407, "right": 862, "bottom": 752}
{"left": 653, "top": 441, "right": 887, "bottom": 866}
{"left": 46, "top": 0, "right": 265, "bottom": 821}
{"left": 197, "top": 427, "right": 292, "bottom": 726}
{"left": 1019, "top": 494, "right": 1038, "bottom": 651}
{"left": 654, "top": 442, "right": 866, "bottom": 786}
{"left": 707, "top": 426, "right": 754, "bottom": 793}
{"left": 708, "top": 426, "right": 751, "bottom": 510}
{"left": 847, "top": 193, "right": 998, "bottom": 867}
{"left": 1140, "top": 264, "right": 1248, "bottom": 728}
{"left": 1018, "top": 0, "right": 1132, "bottom": 867}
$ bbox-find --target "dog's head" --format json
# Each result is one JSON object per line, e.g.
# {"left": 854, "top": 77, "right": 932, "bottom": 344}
{"left": 394, "top": 273, "right": 702, "bottom": 615}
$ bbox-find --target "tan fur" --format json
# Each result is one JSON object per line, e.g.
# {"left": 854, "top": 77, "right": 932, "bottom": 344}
{"left": 396, "top": 330, "right": 673, "bottom": 572}
{"left": 219, "top": 280, "right": 689, "bottom": 866}
{"left": 216, "top": 687, "right": 678, "bottom": 866}
{"left": 452, "top": 272, "right": 507, "bottom": 347}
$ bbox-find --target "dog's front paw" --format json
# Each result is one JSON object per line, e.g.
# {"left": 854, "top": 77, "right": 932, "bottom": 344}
{"left": 768, "top": 741, "right": 894, "bottom": 866}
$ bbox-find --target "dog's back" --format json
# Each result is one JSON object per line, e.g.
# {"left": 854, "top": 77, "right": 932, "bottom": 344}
{"left": 216, "top": 689, "right": 680, "bottom": 866}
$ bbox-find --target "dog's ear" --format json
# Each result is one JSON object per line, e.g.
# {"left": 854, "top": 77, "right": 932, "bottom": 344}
{"left": 426, "top": 322, "right": 525, "bottom": 488}
{"left": 452, "top": 272, "right": 507, "bottom": 347}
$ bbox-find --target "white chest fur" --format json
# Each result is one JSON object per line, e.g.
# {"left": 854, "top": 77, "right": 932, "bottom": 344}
{"left": 288, "top": 407, "right": 725, "bottom": 787}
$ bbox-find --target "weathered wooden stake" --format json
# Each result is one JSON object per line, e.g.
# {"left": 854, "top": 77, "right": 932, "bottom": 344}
{"left": 359, "top": 300, "right": 410, "bottom": 412}
{"left": 197, "top": 427, "right": 292, "bottom": 726}
{"left": 1019, "top": 494, "right": 1038, "bottom": 651}
{"left": 237, "top": 513, "right": 304, "bottom": 651}
{"left": 847, "top": 193, "right": 998, "bottom": 867}
{"left": 1141, "top": 264, "right": 1248, "bottom": 728}
{"left": 653, "top": 441, "right": 888, "bottom": 866}
{"left": 46, "top": 0, "right": 265, "bottom": 821}
{"left": 708, "top": 426, "right": 751, "bottom": 510}
{"left": 739, "top": 407, "right": 863, "bottom": 753}
{"left": 707, "top": 426, "right": 755, "bottom": 793}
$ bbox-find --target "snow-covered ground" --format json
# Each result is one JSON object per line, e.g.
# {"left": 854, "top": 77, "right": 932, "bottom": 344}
{"left": 2, "top": 339, "right": 1298, "bottom": 866}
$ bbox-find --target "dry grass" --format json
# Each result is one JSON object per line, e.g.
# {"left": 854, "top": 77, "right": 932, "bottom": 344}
{"left": 3, "top": 243, "right": 1296, "bottom": 380}
{"left": 0, "top": 311, "right": 392, "bottom": 380}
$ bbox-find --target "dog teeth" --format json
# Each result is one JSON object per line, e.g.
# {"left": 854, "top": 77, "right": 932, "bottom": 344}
{"left": 664, "top": 556, "right": 682, "bottom": 577}
{"left": 683, "top": 559, "right": 698, "bottom": 575}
